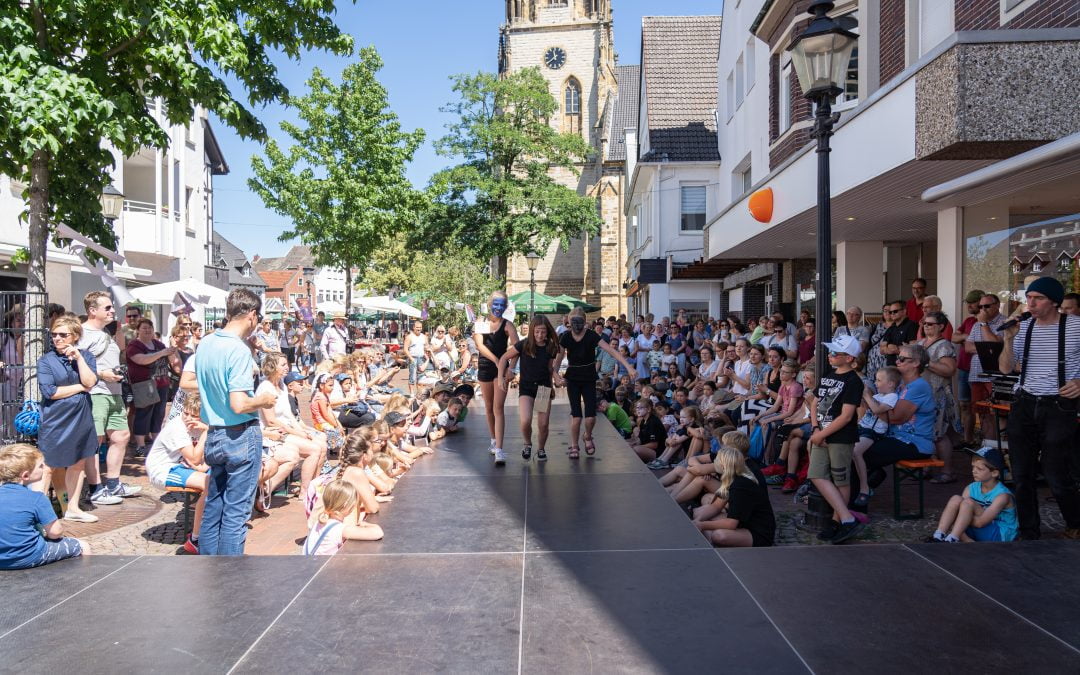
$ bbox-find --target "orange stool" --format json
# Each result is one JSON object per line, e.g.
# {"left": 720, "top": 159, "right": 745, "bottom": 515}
{"left": 893, "top": 459, "right": 945, "bottom": 520}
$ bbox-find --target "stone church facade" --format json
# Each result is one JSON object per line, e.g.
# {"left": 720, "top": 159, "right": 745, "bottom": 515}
{"left": 498, "top": 0, "right": 630, "bottom": 317}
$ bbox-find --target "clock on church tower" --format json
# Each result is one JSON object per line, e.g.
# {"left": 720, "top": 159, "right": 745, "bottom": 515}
{"left": 544, "top": 46, "right": 567, "bottom": 70}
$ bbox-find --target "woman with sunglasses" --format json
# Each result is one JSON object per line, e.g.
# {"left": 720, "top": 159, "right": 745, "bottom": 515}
{"left": 126, "top": 318, "right": 176, "bottom": 457}
{"left": 38, "top": 316, "right": 101, "bottom": 522}
{"left": 919, "top": 311, "right": 961, "bottom": 484}
{"left": 427, "top": 324, "right": 456, "bottom": 373}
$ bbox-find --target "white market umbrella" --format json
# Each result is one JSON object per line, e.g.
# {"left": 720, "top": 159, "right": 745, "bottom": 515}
{"left": 317, "top": 300, "right": 346, "bottom": 315}
{"left": 352, "top": 295, "right": 421, "bottom": 318}
{"left": 130, "top": 277, "right": 229, "bottom": 307}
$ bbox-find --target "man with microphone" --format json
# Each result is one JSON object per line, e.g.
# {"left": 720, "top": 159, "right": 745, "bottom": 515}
{"left": 998, "top": 277, "right": 1080, "bottom": 540}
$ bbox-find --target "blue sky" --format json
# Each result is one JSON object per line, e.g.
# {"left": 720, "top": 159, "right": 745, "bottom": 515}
{"left": 212, "top": 0, "right": 723, "bottom": 259}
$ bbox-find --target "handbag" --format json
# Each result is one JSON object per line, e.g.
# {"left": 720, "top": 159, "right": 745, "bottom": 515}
{"left": 748, "top": 425, "right": 765, "bottom": 462}
{"left": 131, "top": 379, "right": 160, "bottom": 408}
{"left": 13, "top": 400, "right": 41, "bottom": 437}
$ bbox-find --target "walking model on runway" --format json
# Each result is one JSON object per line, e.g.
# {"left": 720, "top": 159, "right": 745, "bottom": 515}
{"left": 474, "top": 291, "right": 519, "bottom": 466}
{"left": 497, "top": 315, "right": 559, "bottom": 461}
{"left": 554, "top": 307, "right": 637, "bottom": 459}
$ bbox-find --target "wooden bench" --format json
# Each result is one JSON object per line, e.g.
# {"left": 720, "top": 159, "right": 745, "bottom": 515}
{"left": 893, "top": 458, "right": 945, "bottom": 520}
{"left": 165, "top": 486, "right": 203, "bottom": 539}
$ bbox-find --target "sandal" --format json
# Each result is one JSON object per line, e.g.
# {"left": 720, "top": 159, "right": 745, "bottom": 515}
{"left": 522, "top": 444, "right": 532, "bottom": 460}
{"left": 584, "top": 437, "right": 596, "bottom": 456}
{"left": 537, "top": 448, "right": 547, "bottom": 461}
{"left": 568, "top": 446, "right": 580, "bottom": 459}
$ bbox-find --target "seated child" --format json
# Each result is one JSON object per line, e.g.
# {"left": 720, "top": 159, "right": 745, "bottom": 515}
{"left": 431, "top": 397, "right": 465, "bottom": 440}
{"left": 647, "top": 405, "right": 706, "bottom": 470}
{"left": 665, "top": 430, "right": 751, "bottom": 504}
{"left": 696, "top": 447, "right": 776, "bottom": 548}
{"left": 0, "top": 444, "right": 88, "bottom": 569}
{"left": 929, "top": 447, "right": 1016, "bottom": 543}
{"left": 145, "top": 393, "right": 209, "bottom": 552}
{"left": 597, "top": 397, "right": 633, "bottom": 438}
{"left": 303, "top": 478, "right": 383, "bottom": 554}
{"left": 762, "top": 367, "right": 816, "bottom": 493}
{"left": 660, "top": 342, "right": 677, "bottom": 372}
{"left": 852, "top": 366, "right": 900, "bottom": 508}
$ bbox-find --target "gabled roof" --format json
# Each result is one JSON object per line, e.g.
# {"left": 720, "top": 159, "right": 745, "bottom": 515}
{"left": 640, "top": 16, "right": 722, "bottom": 163}
{"left": 212, "top": 232, "right": 266, "bottom": 288}
{"left": 606, "top": 64, "right": 641, "bottom": 162}
{"left": 257, "top": 269, "right": 300, "bottom": 290}
{"left": 252, "top": 245, "right": 315, "bottom": 271}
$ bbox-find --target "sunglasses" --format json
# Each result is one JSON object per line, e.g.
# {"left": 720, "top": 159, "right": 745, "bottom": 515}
{"left": 126, "top": 314, "right": 139, "bottom": 319}
{"left": 977, "top": 303, "right": 996, "bottom": 309}
{"left": 100, "top": 305, "right": 114, "bottom": 311}
{"left": 827, "top": 351, "right": 849, "bottom": 358}
{"left": 895, "top": 355, "right": 914, "bottom": 363}
{"left": 921, "top": 321, "right": 939, "bottom": 327}
{"left": 50, "top": 332, "right": 71, "bottom": 338}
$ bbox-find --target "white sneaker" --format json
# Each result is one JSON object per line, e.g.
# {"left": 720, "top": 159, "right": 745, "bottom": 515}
{"left": 493, "top": 448, "right": 506, "bottom": 466}
{"left": 90, "top": 488, "right": 122, "bottom": 506}
{"left": 489, "top": 439, "right": 497, "bottom": 455}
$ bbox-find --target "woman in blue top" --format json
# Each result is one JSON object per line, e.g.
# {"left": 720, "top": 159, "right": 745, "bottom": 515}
{"left": 863, "top": 343, "right": 938, "bottom": 493}
{"left": 38, "top": 315, "right": 101, "bottom": 523}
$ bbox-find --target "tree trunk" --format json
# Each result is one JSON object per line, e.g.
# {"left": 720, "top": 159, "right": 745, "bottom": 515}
{"left": 24, "top": 150, "right": 50, "bottom": 400}
{"left": 344, "top": 266, "right": 352, "bottom": 317}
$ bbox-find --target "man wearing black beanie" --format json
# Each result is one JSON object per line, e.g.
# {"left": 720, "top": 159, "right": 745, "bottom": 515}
{"left": 999, "top": 276, "right": 1080, "bottom": 540}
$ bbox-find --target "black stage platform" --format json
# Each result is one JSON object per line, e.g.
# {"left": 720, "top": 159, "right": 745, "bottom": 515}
{"left": 2, "top": 400, "right": 1079, "bottom": 673}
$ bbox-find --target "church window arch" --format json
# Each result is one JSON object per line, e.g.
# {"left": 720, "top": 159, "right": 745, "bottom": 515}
{"left": 563, "top": 77, "right": 582, "bottom": 135}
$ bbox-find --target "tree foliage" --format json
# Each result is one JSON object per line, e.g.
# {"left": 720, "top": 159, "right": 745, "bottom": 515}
{"left": 0, "top": 0, "right": 354, "bottom": 256}
{"left": 359, "top": 240, "right": 501, "bottom": 332}
{"left": 248, "top": 47, "right": 426, "bottom": 311}
{"left": 423, "top": 68, "right": 602, "bottom": 264}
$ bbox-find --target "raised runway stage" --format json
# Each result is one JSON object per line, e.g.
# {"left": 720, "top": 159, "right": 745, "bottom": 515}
{"left": 2, "top": 399, "right": 1079, "bottom": 673}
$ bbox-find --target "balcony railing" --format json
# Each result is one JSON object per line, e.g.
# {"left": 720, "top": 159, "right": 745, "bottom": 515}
{"left": 123, "top": 199, "right": 180, "bottom": 222}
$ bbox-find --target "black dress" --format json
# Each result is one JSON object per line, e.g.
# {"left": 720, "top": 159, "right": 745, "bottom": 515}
{"left": 514, "top": 339, "right": 555, "bottom": 398}
{"left": 478, "top": 318, "right": 510, "bottom": 383}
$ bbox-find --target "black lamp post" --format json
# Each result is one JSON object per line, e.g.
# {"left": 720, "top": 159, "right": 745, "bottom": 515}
{"left": 525, "top": 251, "right": 541, "bottom": 320}
{"left": 787, "top": 0, "right": 858, "bottom": 380}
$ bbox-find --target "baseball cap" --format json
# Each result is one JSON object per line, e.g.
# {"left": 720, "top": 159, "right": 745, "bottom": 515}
{"left": 822, "top": 334, "right": 862, "bottom": 358}
{"left": 384, "top": 411, "right": 408, "bottom": 426}
{"left": 334, "top": 373, "right": 352, "bottom": 382}
{"left": 967, "top": 446, "right": 1006, "bottom": 474}
{"left": 964, "top": 289, "right": 986, "bottom": 304}
{"left": 283, "top": 372, "right": 305, "bottom": 385}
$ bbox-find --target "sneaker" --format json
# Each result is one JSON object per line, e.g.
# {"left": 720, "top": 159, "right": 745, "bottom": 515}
{"left": 830, "top": 519, "right": 865, "bottom": 544}
{"left": 817, "top": 520, "right": 839, "bottom": 541}
{"left": 107, "top": 482, "right": 143, "bottom": 498}
{"left": 537, "top": 448, "right": 547, "bottom": 461}
{"left": 765, "top": 474, "right": 785, "bottom": 486}
{"left": 781, "top": 476, "right": 799, "bottom": 493}
{"left": 183, "top": 535, "right": 199, "bottom": 555}
{"left": 63, "top": 510, "right": 99, "bottom": 523}
{"left": 493, "top": 448, "right": 506, "bottom": 466}
{"left": 762, "top": 463, "right": 786, "bottom": 477}
{"left": 90, "top": 488, "right": 122, "bottom": 506}
{"left": 134, "top": 446, "right": 148, "bottom": 458}
{"left": 522, "top": 445, "right": 532, "bottom": 460}
{"left": 489, "top": 439, "right": 497, "bottom": 456}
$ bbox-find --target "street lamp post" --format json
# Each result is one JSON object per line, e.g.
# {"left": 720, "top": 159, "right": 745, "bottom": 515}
{"left": 787, "top": 0, "right": 858, "bottom": 381}
{"left": 525, "top": 251, "right": 541, "bottom": 320}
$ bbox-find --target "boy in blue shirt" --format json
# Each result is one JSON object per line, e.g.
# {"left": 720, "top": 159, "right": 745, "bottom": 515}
{"left": 929, "top": 446, "right": 1017, "bottom": 543}
{"left": 0, "top": 444, "right": 88, "bottom": 569}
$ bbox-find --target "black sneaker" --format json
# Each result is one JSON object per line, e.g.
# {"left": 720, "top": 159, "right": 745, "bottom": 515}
{"left": 537, "top": 448, "right": 547, "bottom": 461}
{"left": 522, "top": 445, "right": 532, "bottom": 460}
{"left": 830, "top": 519, "right": 865, "bottom": 544}
{"left": 817, "top": 520, "right": 839, "bottom": 541}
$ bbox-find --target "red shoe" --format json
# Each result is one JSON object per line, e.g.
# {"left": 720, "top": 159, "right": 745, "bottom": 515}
{"left": 762, "top": 463, "right": 786, "bottom": 477}
{"left": 781, "top": 476, "right": 799, "bottom": 493}
{"left": 183, "top": 535, "right": 199, "bottom": 555}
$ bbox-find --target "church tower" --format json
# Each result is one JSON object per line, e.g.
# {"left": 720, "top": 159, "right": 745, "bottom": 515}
{"left": 499, "top": 0, "right": 623, "bottom": 315}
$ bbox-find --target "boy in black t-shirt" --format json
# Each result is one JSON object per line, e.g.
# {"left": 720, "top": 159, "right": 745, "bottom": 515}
{"left": 807, "top": 335, "right": 866, "bottom": 544}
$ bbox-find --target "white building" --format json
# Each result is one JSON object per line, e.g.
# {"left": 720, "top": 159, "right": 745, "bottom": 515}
{"left": 623, "top": 16, "right": 723, "bottom": 322}
{"left": 703, "top": 0, "right": 1080, "bottom": 324}
{"left": 0, "top": 102, "right": 228, "bottom": 312}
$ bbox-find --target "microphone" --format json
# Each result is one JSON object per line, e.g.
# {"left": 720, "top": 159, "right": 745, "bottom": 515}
{"left": 997, "top": 312, "right": 1031, "bottom": 332}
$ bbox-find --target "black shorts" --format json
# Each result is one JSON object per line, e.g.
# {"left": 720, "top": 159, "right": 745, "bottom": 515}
{"left": 565, "top": 379, "right": 597, "bottom": 418}
{"left": 518, "top": 379, "right": 552, "bottom": 399}
{"left": 282, "top": 346, "right": 296, "bottom": 365}
{"left": 477, "top": 359, "right": 498, "bottom": 383}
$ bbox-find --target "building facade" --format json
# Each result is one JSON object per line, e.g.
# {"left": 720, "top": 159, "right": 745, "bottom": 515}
{"left": 704, "top": 0, "right": 1080, "bottom": 324}
{"left": 499, "top": 0, "right": 627, "bottom": 316}
{"left": 624, "top": 16, "right": 723, "bottom": 322}
{"left": 0, "top": 102, "right": 228, "bottom": 311}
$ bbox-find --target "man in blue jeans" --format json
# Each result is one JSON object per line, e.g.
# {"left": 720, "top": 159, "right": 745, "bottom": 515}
{"left": 195, "top": 289, "right": 277, "bottom": 555}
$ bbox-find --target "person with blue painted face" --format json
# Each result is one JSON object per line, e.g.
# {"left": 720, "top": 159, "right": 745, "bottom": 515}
{"left": 555, "top": 307, "right": 638, "bottom": 458}
{"left": 474, "top": 291, "right": 520, "bottom": 466}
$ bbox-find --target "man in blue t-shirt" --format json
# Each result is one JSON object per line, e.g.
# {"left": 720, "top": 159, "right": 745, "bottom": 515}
{"left": 195, "top": 289, "right": 277, "bottom": 556}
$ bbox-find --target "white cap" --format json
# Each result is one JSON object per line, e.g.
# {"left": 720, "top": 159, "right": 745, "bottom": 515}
{"left": 822, "top": 334, "right": 862, "bottom": 358}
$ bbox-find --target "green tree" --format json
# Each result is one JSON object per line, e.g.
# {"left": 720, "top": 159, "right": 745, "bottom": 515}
{"left": 359, "top": 240, "right": 501, "bottom": 332}
{"left": 248, "top": 47, "right": 426, "bottom": 312}
{"left": 1, "top": 0, "right": 352, "bottom": 393}
{"left": 425, "top": 68, "right": 602, "bottom": 275}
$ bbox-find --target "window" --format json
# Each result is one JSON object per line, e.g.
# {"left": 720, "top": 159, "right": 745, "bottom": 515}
{"left": 563, "top": 78, "right": 582, "bottom": 135}
{"left": 837, "top": 11, "right": 859, "bottom": 105}
{"left": 735, "top": 54, "right": 745, "bottom": 109}
{"left": 1001, "top": 0, "right": 1037, "bottom": 23}
{"left": 680, "top": 185, "right": 706, "bottom": 232}
{"left": 731, "top": 154, "right": 752, "bottom": 200}
{"left": 778, "top": 56, "right": 793, "bottom": 133}
{"left": 725, "top": 72, "right": 735, "bottom": 120}
{"left": 633, "top": 204, "right": 642, "bottom": 249}
{"left": 745, "top": 38, "right": 756, "bottom": 93}
{"left": 1031, "top": 260, "right": 1043, "bottom": 273}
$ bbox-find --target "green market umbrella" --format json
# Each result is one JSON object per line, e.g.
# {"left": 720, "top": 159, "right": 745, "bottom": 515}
{"left": 553, "top": 295, "right": 601, "bottom": 313}
{"left": 508, "top": 290, "right": 574, "bottom": 314}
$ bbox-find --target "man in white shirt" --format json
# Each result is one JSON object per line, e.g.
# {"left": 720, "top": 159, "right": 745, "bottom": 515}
{"left": 320, "top": 312, "right": 351, "bottom": 359}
